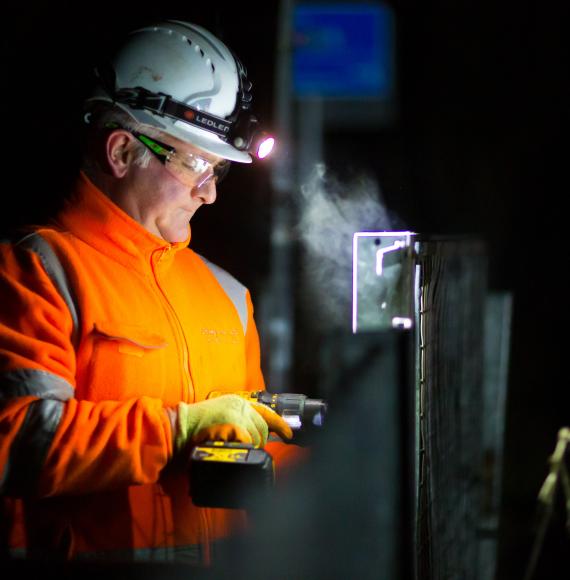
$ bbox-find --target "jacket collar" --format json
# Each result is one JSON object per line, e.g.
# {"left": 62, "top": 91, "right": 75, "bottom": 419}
{"left": 56, "top": 172, "right": 191, "bottom": 271}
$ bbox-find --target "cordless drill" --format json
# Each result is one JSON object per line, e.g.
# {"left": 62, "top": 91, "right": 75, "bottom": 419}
{"left": 189, "top": 390, "right": 326, "bottom": 508}
{"left": 209, "top": 390, "right": 327, "bottom": 433}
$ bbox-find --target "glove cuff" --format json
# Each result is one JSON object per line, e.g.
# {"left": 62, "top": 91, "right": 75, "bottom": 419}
{"left": 174, "top": 402, "right": 201, "bottom": 455}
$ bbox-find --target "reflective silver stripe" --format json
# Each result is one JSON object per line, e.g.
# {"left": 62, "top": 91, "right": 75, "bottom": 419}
{"left": 9, "top": 543, "right": 204, "bottom": 563}
{"left": 16, "top": 232, "right": 80, "bottom": 349}
{"left": 0, "top": 369, "right": 73, "bottom": 494}
{"left": 199, "top": 256, "right": 248, "bottom": 334}
{"left": 0, "top": 368, "right": 74, "bottom": 401}
{"left": 73, "top": 543, "right": 202, "bottom": 563}
{"left": 1, "top": 399, "right": 64, "bottom": 495}
{"left": 2, "top": 234, "right": 77, "bottom": 493}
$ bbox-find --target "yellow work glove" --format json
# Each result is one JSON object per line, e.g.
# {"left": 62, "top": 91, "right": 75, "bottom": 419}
{"left": 173, "top": 394, "right": 293, "bottom": 454}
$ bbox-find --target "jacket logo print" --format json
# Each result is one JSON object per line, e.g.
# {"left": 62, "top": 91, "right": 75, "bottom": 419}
{"left": 201, "top": 328, "right": 240, "bottom": 345}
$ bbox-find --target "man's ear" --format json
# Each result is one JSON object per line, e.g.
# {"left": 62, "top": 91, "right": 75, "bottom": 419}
{"left": 106, "top": 131, "right": 133, "bottom": 178}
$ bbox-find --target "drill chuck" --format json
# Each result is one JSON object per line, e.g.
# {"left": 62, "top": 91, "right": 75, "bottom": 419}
{"left": 248, "top": 391, "right": 327, "bottom": 431}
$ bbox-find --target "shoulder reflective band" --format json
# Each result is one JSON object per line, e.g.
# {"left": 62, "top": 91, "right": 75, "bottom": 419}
{"left": 199, "top": 255, "right": 248, "bottom": 334}
{"left": 16, "top": 233, "right": 80, "bottom": 350}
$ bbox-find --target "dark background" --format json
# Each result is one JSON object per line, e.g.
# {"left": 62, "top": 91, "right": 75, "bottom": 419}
{"left": 1, "top": 1, "right": 568, "bottom": 578}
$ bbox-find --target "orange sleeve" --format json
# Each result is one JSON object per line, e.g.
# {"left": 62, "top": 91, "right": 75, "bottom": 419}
{"left": 265, "top": 440, "right": 311, "bottom": 484}
{"left": 0, "top": 243, "right": 173, "bottom": 498}
{"left": 42, "top": 396, "right": 173, "bottom": 496}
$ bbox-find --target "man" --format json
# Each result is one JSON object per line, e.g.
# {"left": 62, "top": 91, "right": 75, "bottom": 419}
{"left": 0, "top": 20, "right": 295, "bottom": 564}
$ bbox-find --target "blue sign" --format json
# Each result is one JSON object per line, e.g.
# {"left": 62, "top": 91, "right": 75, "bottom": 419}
{"left": 293, "top": 3, "right": 395, "bottom": 99}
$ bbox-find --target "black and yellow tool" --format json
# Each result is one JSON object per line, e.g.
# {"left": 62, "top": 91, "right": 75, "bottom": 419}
{"left": 189, "top": 390, "right": 327, "bottom": 508}
{"left": 190, "top": 440, "right": 275, "bottom": 508}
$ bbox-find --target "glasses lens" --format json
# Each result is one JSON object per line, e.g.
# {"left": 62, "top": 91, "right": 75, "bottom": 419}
{"left": 165, "top": 151, "right": 213, "bottom": 187}
{"left": 168, "top": 156, "right": 231, "bottom": 189}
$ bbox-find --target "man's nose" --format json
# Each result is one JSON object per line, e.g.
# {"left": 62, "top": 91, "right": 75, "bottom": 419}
{"left": 193, "top": 179, "right": 217, "bottom": 204}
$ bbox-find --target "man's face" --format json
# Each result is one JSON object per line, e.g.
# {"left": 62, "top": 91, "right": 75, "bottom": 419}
{"left": 120, "top": 132, "right": 224, "bottom": 243}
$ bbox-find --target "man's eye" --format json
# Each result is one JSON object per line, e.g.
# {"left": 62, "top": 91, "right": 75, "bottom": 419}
{"left": 182, "top": 157, "right": 208, "bottom": 173}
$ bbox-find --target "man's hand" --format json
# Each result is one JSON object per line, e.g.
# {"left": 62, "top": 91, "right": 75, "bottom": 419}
{"left": 173, "top": 394, "right": 293, "bottom": 454}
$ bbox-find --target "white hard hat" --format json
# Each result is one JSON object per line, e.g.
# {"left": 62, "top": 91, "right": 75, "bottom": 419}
{"left": 86, "top": 20, "right": 257, "bottom": 163}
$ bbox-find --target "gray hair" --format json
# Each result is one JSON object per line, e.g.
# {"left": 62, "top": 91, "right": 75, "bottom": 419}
{"left": 81, "top": 104, "right": 154, "bottom": 172}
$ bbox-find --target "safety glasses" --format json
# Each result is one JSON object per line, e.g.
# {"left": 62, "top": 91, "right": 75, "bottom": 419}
{"left": 133, "top": 131, "right": 230, "bottom": 188}
{"left": 106, "top": 123, "right": 231, "bottom": 188}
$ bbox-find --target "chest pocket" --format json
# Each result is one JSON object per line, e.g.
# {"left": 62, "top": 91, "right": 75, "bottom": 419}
{"left": 93, "top": 322, "right": 168, "bottom": 354}
{"left": 85, "top": 322, "right": 169, "bottom": 402}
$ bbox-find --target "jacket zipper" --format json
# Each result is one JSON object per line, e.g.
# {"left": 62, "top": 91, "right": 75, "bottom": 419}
{"left": 151, "top": 245, "right": 211, "bottom": 552}
{"left": 151, "top": 246, "right": 194, "bottom": 403}
{"left": 153, "top": 246, "right": 212, "bottom": 553}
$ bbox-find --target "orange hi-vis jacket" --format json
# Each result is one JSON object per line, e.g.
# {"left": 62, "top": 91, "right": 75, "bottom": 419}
{"left": 0, "top": 172, "right": 284, "bottom": 562}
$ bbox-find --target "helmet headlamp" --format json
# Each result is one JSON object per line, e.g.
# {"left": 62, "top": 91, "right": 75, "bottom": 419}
{"left": 227, "top": 110, "right": 275, "bottom": 159}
